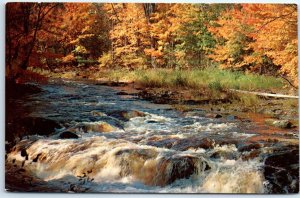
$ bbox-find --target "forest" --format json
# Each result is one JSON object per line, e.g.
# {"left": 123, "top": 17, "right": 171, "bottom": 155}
{"left": 6, "top": 3, "right": 298, "bottom": 88}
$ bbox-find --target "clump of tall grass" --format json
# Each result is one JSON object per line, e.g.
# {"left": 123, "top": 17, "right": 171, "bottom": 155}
{"left": 128, "top": 68, "right": 284, "bottom": 91}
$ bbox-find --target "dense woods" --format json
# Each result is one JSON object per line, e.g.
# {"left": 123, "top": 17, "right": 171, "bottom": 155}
{"left": 6, "top": 3, "right": 298, "bottom": 87}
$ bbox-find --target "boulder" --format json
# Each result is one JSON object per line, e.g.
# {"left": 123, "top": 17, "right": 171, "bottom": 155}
{"left": 264, "top": 147, "right": 299, "bottom": 193}
{"left": 77, "top": 121, "right": 118, "bottom": 133}
{"left": 6, "top": 117, "right": 61, "bottom": 148}
{"left": 156, "top": 156, "right": 210, "bottom": 186}
{"left": 20, "top": 117, "right": 61, "bottom": 135}
{"left": 108, "top": 110, "right": 146, "bottom": 121}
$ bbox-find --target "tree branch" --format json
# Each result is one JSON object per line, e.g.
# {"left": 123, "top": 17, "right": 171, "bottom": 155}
{"left": 256, "top": 9, "right": 296, "bottom": 33}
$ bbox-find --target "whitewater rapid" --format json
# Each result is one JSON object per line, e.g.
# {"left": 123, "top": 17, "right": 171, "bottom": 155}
{"left": 6, "top": 79, "right": 297, "bottom": 193}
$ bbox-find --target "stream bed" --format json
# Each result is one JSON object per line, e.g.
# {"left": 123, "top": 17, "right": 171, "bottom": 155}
{"left": 5, "top": 79, "right": 299, "bottom": 193}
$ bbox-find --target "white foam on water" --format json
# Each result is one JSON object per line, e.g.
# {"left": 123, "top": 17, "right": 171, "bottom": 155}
{"left": 200, "top": 159, "right": 266, "bottom": 193}
{"left": 6, "top": 132, "right": 267, "bottom": 193}
{"left": 6, "top": 101, "right": 268, "bottom": 194}
{"left": 186, "top": 122, "right": 237, "bottom": 132}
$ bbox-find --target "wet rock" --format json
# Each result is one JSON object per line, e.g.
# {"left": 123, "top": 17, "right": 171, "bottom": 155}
{"left": 146, "top": 138, "right": 178, "bottom": 149}
{"left": 205, "top": 113, "right": 222, "bottom": 118}
{"left": 108, "top": 110, "right": 146, "bottom": 121}
{"left": 138, "top": 90, "right": 177, "bottom": 104}
{"left": 6, "top": 117, "right": 60, "bottom": 152}
{"left": 241, "top": 150, "right": 261, "bottom": 161}
{"left": 214, "top": 139, "right": 238, "bottom": 147}
{"left": 238, "top": 143, "right": 261, "bottom": 152}
{"left": 265, "top": 119, "right": 292, "bottom": 129}
{"left": 115, "top": 148, "right": 158, "bottom": 177}
{"left": 7, "top": 117, "right": 61, "bottom": 141}
{"left": 98, "top": 116, "right": 125, "bottom": 129}
{"left": 59, "top": 131, "right": 79, "bottom": 139}
{"left": 157, "top": 156, "right": 210, "bottom": 185}
{"left": 80, "top": 121, "right": 118, "bottom": 133}
{"left": 210, "top": 151, "right": 237, "bottom": 160}
{"left": 264, "top": 147, "right": 299, "bottom": 193}
{"left": 172, "top": 137, "right": 214, "bottom": 151}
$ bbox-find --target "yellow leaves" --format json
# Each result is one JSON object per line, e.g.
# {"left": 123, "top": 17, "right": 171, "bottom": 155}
{"left": 62, "top": 54, "right": 75, "bottom": 63}
{"left": 209, "top": 4, "right": 298, "bottom": 86}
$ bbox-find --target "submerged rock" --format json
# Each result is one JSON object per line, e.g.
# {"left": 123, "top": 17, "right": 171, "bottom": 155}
{"left": 59, "top": 131, "right": 79, "bottom": 139}
{"left": 265, "top": 119, "right": 292, "bottom": 129}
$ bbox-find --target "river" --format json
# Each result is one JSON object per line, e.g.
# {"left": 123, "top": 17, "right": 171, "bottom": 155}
{"left": 5, "top": 79, "right": 299, "bottom": 193}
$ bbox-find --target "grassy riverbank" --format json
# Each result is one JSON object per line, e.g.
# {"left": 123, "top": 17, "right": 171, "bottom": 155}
{"left": 100, "top": 68, "right": 287, "bottom": 91}
{"left": 31, "top": 67, "right": 287, "bottom": 92}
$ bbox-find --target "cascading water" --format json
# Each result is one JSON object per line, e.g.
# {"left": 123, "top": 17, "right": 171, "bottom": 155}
{"left": 5, "top": 79, "right": 299, "bottom": 193}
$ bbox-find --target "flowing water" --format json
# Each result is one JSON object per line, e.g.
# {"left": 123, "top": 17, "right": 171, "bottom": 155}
{"left": 5, "top": 79, "right": 299, "bottom": 193}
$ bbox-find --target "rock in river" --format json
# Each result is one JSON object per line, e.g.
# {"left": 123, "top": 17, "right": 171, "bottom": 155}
{"left": 59, "top": 131, "right": 79, "bottom": 139}
{"left": 107, "top": 110, "right": 146, "bottom": 121}
{"left": 265, "top": 119, "right": 292, "bottom": 129}
{"left": 172, "top": 137, "right": 214, "bottom": 151}
{"left": 264, "top": 146, "right": 299, "bottom": 193}
{"left": 75, "top": 121, "right": 120, "bottom": 133}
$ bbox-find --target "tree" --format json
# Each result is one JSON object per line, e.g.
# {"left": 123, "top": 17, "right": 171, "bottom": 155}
{"left": 243, "top": 4, "right": 298, "bottom": 85}
{"left": 6, "top": 2, "right": 60, "bottom": 79}
{"left": 209, "top": 4, "right": 298, "bottom": 86}
{"left": 174, "top": 4, "right": 227, "bottom": 68}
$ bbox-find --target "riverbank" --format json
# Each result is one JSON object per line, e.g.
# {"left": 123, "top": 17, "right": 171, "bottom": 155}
{"left": 29, "top": 66, "right": 298, "bottom": 126}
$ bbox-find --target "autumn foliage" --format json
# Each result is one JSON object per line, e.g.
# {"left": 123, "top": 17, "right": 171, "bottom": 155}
{"left": 209, "top": 4, "right": 298, "bottom": 85}
{"left": 5, "top": 3, "right": 298, "bottom": 87}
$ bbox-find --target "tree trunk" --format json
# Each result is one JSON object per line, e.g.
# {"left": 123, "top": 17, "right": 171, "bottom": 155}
{"left": 143, "top": 3, "right": 156, "bottom": 68}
